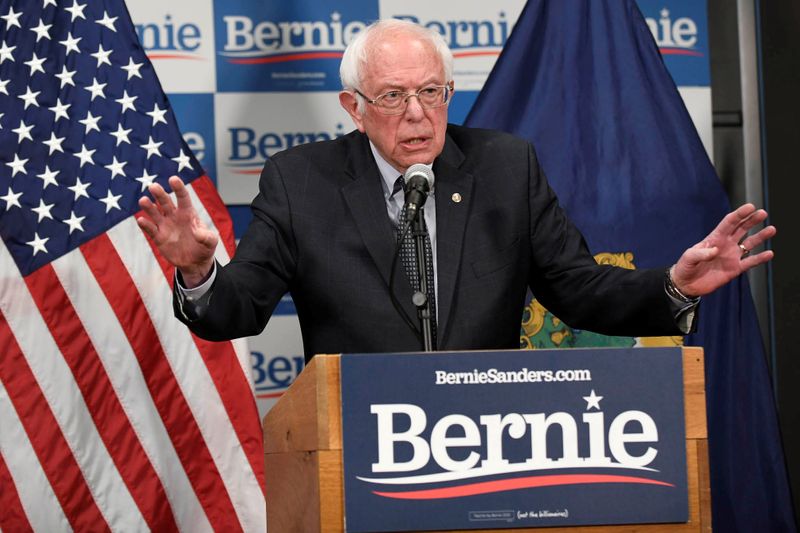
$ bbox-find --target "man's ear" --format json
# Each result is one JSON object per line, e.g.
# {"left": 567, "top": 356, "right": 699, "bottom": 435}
{"left": 339, "top": 91, "right": 366, "bottom": 133}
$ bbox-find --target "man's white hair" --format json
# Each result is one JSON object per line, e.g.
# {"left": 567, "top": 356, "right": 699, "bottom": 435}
{"left": 339, "top": 19, "right": 454, "bottom": 111}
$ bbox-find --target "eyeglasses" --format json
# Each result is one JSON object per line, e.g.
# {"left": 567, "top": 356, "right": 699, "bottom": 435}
{"left": 354, "top": 82, "right": 454, "bottom": 115}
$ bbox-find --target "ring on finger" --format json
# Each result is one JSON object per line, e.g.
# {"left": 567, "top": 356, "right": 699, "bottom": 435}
{"left": 739, "top": 243, "right": 751, "bottom": 258}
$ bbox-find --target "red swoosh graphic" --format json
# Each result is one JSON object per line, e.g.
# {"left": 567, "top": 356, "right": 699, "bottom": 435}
{"left": 372, "top": 474, "right": 674, "bottom": 500}
{"left": 147, "top": 53, "right": 205, "bottom": 61}
{"left": 228, "top": 52, "right": 344, "bottom": 64}
{"left": 452, "top": 51, "right": 501, "bottom": 58}
{"left": 659, "top": 48, "right": 703, "bottom": 57}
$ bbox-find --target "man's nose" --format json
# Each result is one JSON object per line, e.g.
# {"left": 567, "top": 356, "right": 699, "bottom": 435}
{"left": 403, "top": 95, "right": 425, "bottom": 119}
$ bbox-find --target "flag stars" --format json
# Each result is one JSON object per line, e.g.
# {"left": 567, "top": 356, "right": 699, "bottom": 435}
{"left": 135, "top": 170, "right": 157, "bottom": 191}
{"left": 95, "top": 11, "right": 118, "bottom": 32}
{"left": 110, "top": 123, "right": 131, "bottom": 146}
{"left": 100, "top": 189, "right": 122, "bottom": 212}
{"left": 146, "top": 104, "right": 168, "bottom": 126}
{"left": 43, "top": 0, "right": 58, "bottom": 7}
{"left": 43, "top": 133, "right": 66, "bottom": 155}
{"left": 59, "top": 32, "right": 81, "bottom": 55}
{"left": 1, "top": 187, "right": 23, "bottom": 210}
{"left": 18, "top": 86, "right": 41, "bottom": 109}
{"left": 49, "top": 98, "right": 71, "bottom": 121}
{"left": 68, "top": 177, "right": 90, "bottom": 200}
{"left": 36, "top": 165, "right": 60, "bottom": 188}
{"left": 1, "top": 6, "right": 22, "bottom": 29}
{"left": 65, "top": 1, "right": 86, "bottom": 22}
{"left": 12, "top": 120, "right": 34, "bottom": 143}
{"left": 172, "top": 150, "right": 192, "bottom": 172}
{"left": 31, "top": 199, "right": 55, "bottom": 222}
{"left": 84, "top": 77, "right": 107, "bottom": 101}
{"left": 30, "top": 19, "right": 52, "bottom": 42}
{"left": 63, "top": 211, "right": 86, "bottom": 234}
{"left": 24, "top": 53, "right": 46, "bottom": 75}
{"left": 73, "top": 144, "right": 96, "bottom": 167}
{"left": 0, "top": 78, "right": 8, "bottom": 94}
{"left": 26, "top": 232, "right": 49, "bottom": 256}
{"left": 91, "top": 44, "right": 113, "bottom": 68}
{"left": 141, "top": 136, "right": 163, "bottom": 159}
{"left": 0, "top": 41, "right": 17, "bottom": 64}
{"left": 79, "top": 111, "right": 102, "bottom": 134}
{"left": 121, "top": 57, "right": 143, "bottom": 80}
{"left": 105, "top": 156, "right": 126, "bottom": 179}
{"left": 55, "top": 65, "right": 76, "bottom": 88}
{"left": 115, "top": 91, "right": 137, "bottom": 113}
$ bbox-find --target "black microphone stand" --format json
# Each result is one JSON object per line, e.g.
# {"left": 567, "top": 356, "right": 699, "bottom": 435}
{"left": 410, "top": 207, "right": 435, "bottom": 352}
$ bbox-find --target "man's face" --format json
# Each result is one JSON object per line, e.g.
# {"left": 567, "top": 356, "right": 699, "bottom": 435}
{"left": 339, "top": 32, "right": 450, "bottom": 173}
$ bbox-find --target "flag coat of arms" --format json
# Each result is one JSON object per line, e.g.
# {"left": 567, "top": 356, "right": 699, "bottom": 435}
{"left": 0, "top": 0, "right": 265, "bottom": 530}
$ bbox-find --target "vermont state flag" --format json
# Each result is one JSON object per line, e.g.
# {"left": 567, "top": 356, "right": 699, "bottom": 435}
{"left": 466, "top": 1, "right": 795, "bottom": 531}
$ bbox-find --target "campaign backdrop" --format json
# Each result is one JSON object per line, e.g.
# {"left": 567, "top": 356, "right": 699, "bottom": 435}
{"left": 124, "top": 0, "right": 712, "bottom": 418}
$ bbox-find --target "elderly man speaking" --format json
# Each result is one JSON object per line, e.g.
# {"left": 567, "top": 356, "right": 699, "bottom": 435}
{"left": 137, "top": 19, "right": 774, "bottom": 360}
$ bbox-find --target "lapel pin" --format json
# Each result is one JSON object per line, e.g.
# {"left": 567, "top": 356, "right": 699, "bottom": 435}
{"left": 451, "top": 193, "right": 462, "bottom": 203}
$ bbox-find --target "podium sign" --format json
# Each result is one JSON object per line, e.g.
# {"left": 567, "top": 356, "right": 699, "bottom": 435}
{"left": 340, "top": 348, "right": 688, "bottom": 532}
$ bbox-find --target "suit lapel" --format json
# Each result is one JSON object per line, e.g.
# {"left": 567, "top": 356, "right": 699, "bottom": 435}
{"left": 340, "top": 134, "right": 419, "bottom": 324}
{"left": 433, "top": 134, "right": 473, "bottom": 347}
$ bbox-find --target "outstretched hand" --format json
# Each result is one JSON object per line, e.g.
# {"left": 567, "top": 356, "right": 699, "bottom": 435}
{"left": 671, "top": 203, "right": 775, "bottom": 297}
{"left": 137, "top": 175, "right": 219, "bottom": 287}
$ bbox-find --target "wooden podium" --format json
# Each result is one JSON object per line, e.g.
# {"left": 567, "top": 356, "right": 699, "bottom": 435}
{"left": 263, "top": 348, "right": 711, "bottom": 532}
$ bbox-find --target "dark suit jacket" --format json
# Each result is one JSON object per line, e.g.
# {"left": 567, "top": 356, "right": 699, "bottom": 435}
{"left": 178, "top": 125, "right": 680, "bottom": 359}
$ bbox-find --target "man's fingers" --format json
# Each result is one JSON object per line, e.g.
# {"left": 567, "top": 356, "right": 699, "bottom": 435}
{"left": 136, "top": 216, "right": 157, "bottom": 238}
{"left": 740, "top": 249, "right": 775, "bottom": 271}
{"left": 138, "top": 195, "right": 164, "bottom": 225}
{"left": 169, "top": 176, "right": 194, "bottom": 211}
{"left": 740, "top": 225, "right": 776, "bottom": 252}
{"left": 149, "top": 181, "right": 176, "bottom": 215}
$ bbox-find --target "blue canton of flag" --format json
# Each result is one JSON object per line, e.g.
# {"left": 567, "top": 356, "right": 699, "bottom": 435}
{"left": 0, "top": 0, "right": 201, "bottom": 275}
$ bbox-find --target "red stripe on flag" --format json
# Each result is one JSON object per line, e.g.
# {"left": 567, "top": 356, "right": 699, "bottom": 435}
{"left": 190, "top": 175, "right": 237, "bottom": 258}
{"left": 137, "top": 199, "right": 266, "bottom": 496}
{"left": 0, "top": 449, "right": 33, "bottom": 532}
{"left": 0, "top": 312, "right": 110, "bottom": 532}
{"left": 79, "top": 235, "right": 243, "bottom": 533}
{"left": 24, "top": 265, "right": 180, "bottom": 531}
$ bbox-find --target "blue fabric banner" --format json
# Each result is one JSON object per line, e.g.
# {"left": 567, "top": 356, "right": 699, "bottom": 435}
{"left": 465, "top": 1, "right": 795, "bottom": 531}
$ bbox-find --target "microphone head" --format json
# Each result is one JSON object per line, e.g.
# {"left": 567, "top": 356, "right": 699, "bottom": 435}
{"left": 404, "top": 164, "right": 434, "bottom": 193}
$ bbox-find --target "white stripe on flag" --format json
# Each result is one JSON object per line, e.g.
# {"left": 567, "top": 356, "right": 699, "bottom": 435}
{"left": 108, "top": 218, "right": 266, "bottom": 531}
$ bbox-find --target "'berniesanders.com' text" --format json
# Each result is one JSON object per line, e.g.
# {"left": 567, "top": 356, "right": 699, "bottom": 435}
{"left": 435, "top": 368, "right": 592, "bottom": 385}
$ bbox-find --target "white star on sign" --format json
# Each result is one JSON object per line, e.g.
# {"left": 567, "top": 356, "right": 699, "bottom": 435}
{"left": 68, "top": 177, "right": 90, "bottom": 200}
{"left": 24, "top": 53, "right": 46, "bottom": 75}
{"left": 1, "top": 6, "right": 22, "bottom": 29}
{"left": 0, "top": 41, "right": 16, "bottom": 64}
{"left": 79, "top": 111, "right": 102, "bottom": 134}
{"left": 55, "top": 65, "right": 76, "bottom": 88}
{"left": 104, "top": 156, "right": 126, "bottom": 179}
{"left": 43, "top": 132, "right": 65, "bottom": 155}
{"left": 171, "top": 149, "right": 192, "bottom": 172}
{"left": 26, "top": 232, "right": 50, "bottom": 256}
{"left": 32, "top": 199, "right": 55, "bottom": 222}
{"left": 583, "top": 390, "right": 604, "bottom": 411}
{"left": 1, "top": 187, "right": 23, "bottom": 210}
{"left": 73, "top": 144, "right": 96, "bottom": 167}
{"left": 12, "top": 120, "right": 34, "bottom": 143}
{"left": 140, "top": 136, "right": 163, "bottom": 159}
{"left": 65, "top": 1, "right": 86, "bottom": 22}
{"left": 110, "top": 123, "right": 132, "bottom": 146}
{"left": 115, "top": 90, "right": 137, "bottom": 113}
{"left": 84, "top": 77, "right": 107, "bottom": 100}
{"left": 146, "top": 103, "right": 167, "bottom": 126}
{"left": 91, "top": 44, "right": 113, "bottom": 67}
{"left": 95, "top": 11, "right": 118, "bottom": 32}
{"left": 59, "top": 31, "right": 81, "bottom": 55}
{"left": 36, "top": 165, "right": 60, "bottom": 188}
{"left": 100, "top": 189, "right": 122, "bottom": 212}
{"left": 30, "top": 19, "right": 52, "bottom": 42}
{"left": 135, "top": 170, "right": 157, "bottom": 191}
{"left": 63, "top": 211, "right": 86, "bottom": 234}
{"left": 18, "top": 86, "right": 41, "bottom": 109}
{"left": 121, "top": 57, "right": 143, "bottom": 80}
{"left": 48, "top": 98, "right": 70, "bottom": 121}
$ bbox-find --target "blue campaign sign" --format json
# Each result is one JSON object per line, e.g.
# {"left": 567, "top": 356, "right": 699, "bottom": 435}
{"left": 636, "top": 0, "right": 710, "bottom": 86}
{"left": 213, "top": 0, "right": 378, "bottom": 92}
{"left": 340, "top": 348, "right": 688, "bottom": 532}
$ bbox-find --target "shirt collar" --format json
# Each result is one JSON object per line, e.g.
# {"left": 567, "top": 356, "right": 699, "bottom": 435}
{"left": 368, "top": 141, "right": 433, "bottom": 200}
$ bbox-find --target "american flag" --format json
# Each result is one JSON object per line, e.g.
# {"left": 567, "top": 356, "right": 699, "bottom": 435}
{"left": 0, "top": 0, "right": 265, "bottom": 530}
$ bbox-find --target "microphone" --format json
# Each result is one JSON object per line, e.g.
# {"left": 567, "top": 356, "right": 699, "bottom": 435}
{"left": 403, "top": 164, "right": 434, "bottom": 223}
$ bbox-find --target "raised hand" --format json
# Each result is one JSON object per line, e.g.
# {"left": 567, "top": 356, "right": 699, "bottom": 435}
{"left": 137, "top": 175, "right": 219, "bottom": 288}
{"left": 671, "top": 204, "right": 776, "bottom": 297}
